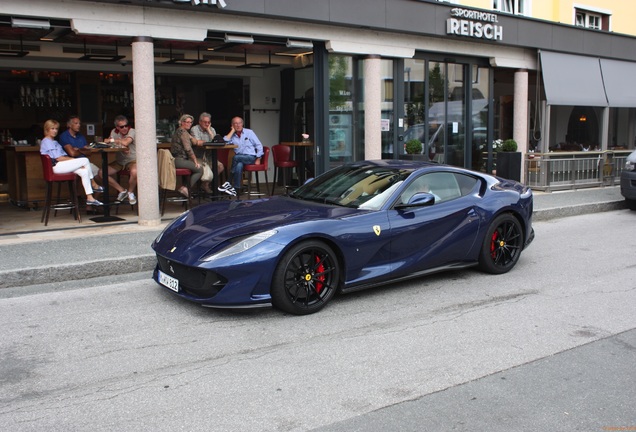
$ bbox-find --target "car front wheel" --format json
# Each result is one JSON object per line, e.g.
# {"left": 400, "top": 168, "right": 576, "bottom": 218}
{"left": 478, "top": 213, "right": 523, "bottom": 274}
{"left": 271, "top": 240, "right": 340, "bottom": 315}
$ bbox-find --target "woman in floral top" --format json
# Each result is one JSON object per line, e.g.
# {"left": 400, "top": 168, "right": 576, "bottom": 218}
{"left": 170, "top": 114, "right": 203, "bottom": 197}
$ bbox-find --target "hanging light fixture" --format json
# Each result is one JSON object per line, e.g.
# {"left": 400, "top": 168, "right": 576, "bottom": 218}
{"left": 0, "top": 35, "right": 29, "bottom": 57}
{"left": 79, "top": 40, "right": 125, "bottom": 62}
{"left": 237, "top": 49, "right": 277, "bottom": 69}
{"left": 163, "top": 46, "right": 207, "bottom": 65}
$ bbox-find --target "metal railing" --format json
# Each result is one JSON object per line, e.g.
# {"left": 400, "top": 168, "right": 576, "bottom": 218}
{"left": 524, "top": 150, "right": 630, "bottom": 191}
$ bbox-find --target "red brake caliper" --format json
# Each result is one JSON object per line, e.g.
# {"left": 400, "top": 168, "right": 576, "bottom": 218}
{"left": 314, "top": 255, "right": 325, "bottom": 293}
{"left": 490, "top": 231, "right": 499, "bottom": 259}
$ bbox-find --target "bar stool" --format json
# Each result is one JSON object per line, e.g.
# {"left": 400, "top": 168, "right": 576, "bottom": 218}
{"left": 271, "top": 144, "right": 299, "bottom": 195}
{"left": 244, "top": 146, "right": 270, "bottom": 196}
{"left": 40, "top": 154, "right": 81, "bottom": 226}
{"left": 216, "top": 148, "right": 230, "bottom": 185}
{"left": 161, "top": 168, "right": 192, "bottom": 216}
{"left": 158, "top": 149, "right": 192, "bottom": 215}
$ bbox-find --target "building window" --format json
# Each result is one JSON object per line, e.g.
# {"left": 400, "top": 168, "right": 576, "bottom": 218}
{"left": 493, "top": 0, "right": 528, "bottom": 16}
{"left": 575, "top": 9, "right": 608, "bottom": 30}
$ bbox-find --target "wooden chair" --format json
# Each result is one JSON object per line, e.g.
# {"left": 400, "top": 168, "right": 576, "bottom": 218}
{"left": 40, "top": 154, "right": 81, "bottom": 226}
{"left": 271, "top": 144, "right": 299, "bottom": 195}
{"left": 244, "top": 146, "right": 270, "bottom": 196}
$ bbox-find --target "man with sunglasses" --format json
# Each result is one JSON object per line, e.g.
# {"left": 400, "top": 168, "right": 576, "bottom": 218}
{"left": 105, "top": 115, "right": 137, "bottom": 205}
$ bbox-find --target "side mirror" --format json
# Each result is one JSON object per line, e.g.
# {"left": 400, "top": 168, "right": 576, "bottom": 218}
{"left": 395, "top": 192, "right": 435, "bottom": 209}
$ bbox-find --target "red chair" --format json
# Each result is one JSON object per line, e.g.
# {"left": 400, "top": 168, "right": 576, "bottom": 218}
{"left": 40, "top": 154, "right": 81, "bottom": 226}
{"left": 215, "top": 148, "right": 230, "bottom": 185}
{"left": 271, "top": 144, "right": 299, "bottom": 195}
{"left": 243, "top": 146, "right": 270, "bottom": 196}
{"left": 161, "top": 168, "right": 192, "bottom": 216}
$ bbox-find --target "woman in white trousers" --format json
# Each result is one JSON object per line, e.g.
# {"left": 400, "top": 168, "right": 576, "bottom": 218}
{"left": 39, "top": 119, "right": 103, "bottom": 206}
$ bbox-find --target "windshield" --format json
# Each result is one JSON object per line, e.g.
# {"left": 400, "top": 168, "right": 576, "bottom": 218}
{"left": 290, "top": 164, "right": 412, "bottom": 210}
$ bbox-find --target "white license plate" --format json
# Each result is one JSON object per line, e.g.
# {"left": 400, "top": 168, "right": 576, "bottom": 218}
{"left": 158, "top": 270, "right": 179, "bottom": 292}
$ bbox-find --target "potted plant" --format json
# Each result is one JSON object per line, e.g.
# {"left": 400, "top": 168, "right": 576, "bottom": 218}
{"left": 401, "top": 139, "right": 426, "bottom": 160}
{"left": 496, "top": 138, "right": 521, "bottom": 181}
{"left": 501, "top": 139, "right": 518, "bottom": 152}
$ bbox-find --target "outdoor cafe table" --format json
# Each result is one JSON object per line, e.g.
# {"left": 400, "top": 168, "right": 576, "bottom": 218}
{"left": 202, "top": 143, "right": 237, "bottom": 197}
{"left": 280, "top": 141, "right": 313, "bottom": 185}
{"left": 90, "top": 146, "right": 125, "bottom": 223}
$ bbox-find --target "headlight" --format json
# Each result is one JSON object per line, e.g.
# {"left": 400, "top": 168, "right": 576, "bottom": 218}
{"left": 202, "top": 230, "right": 277, "bottom": 262}
{"left": 626, "top": 160, "right": 635, "bottom": 171}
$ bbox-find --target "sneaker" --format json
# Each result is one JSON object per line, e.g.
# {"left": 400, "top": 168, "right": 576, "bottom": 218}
{"left": 86, "top": 199, "right": 104, "bottom": 206}
{"left": 128, "top": 192, "right": 137, "bottom": 205}
{"left": 93, "top": 185, "right": 105, "bottom": 193}
{"left": 218, "top": 181, "right": 237, "bottom": 196}
{"left": 116, "top": 189, "right": 128, "bottom": 202}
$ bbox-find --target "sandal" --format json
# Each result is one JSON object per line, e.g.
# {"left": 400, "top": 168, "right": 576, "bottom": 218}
{"left": 178, "top": 186, "right": 189, "bottom": 198}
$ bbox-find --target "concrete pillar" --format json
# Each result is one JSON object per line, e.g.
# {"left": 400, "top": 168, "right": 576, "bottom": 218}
{"left": 132, "top": 37, "right": 161, "bottom": 226}
{"left": 513, "top": 69, "right": 528, "bottom": 183}
{"left": 364, "top": 55, "right": 382, "bottom": 160}
{"left": 600, "top": 107, "right": 609, "bottom": 150}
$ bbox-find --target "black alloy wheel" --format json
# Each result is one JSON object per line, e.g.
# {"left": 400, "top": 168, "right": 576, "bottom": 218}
{"left": 271, "top": 240, "right": 340, "bottom": 315}
{"left": 478, "top": 213, "right": 523, "bottom": 274}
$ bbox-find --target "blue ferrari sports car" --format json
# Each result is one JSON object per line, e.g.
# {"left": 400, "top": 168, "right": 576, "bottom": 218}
{"left": 152, "top": 160, "right": 534, "bottom": 315}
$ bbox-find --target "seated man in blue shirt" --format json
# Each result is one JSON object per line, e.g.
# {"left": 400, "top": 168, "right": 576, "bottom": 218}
{"left": 222, "top": 116, "right": 264, "bottom": 194}
{"left": 59, "top": 115, "right": 103, "bottom": 192}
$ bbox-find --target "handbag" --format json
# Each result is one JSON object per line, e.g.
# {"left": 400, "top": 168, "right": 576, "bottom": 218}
{"left": 200, "top": 157, "right": 214, "bottom": 182}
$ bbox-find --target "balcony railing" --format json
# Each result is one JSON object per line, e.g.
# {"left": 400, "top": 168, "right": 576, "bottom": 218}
{"left": 524, "top": 150, "right": 630, "bottom": 191}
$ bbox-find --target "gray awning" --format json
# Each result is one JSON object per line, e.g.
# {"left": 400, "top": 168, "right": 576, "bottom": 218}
{"left": 540, "top": 51, "right": 607, "bottom": 106}
{"left": 600, "top": 58, "right": 636, "bottom": 108}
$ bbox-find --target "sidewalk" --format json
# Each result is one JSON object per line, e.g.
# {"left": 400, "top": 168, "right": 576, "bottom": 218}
{"left": 0, "top": 186, "right": 627, "bottom": 289}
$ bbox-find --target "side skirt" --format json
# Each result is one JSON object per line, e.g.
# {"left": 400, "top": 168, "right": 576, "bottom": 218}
{"left": 340, "top": 262, "right": 478, "bottom": 294}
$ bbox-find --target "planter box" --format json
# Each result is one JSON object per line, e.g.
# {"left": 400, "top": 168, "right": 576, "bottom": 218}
{"left": 496, "top": 152, "right": 521, "bottom": 182}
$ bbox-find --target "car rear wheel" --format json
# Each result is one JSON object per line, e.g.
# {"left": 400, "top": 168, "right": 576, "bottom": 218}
{"left": 271, "top": 240, "right": 340, "bottom": 315}
{"left": 478, "top": 214, "right": 523, "bottom": 274}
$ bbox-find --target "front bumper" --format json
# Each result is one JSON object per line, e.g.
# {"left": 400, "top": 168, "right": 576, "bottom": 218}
{"left": 152, "top": 249, "right": 279, "bottom": 308}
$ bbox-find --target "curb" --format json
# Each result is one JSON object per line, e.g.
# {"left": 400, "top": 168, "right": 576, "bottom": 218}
{"left": 533, "top": 200, "right": 626, "bottom": 221}
{"left": 0, "top": 255, "right": 156, "bottom": 289}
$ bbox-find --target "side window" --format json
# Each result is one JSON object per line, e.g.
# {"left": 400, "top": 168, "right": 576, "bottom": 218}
{"left": 399, "top": 172, "right": 478, "bottom": 204}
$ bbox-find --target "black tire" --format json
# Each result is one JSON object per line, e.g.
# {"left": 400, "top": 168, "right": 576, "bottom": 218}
{"left": 626, "top": 199, "right": 636, "bottom": 211}
{"left": 271, "top": 240, "right": 340, "bottom": 315}
{"left": 478, "top": 213, "right": 523, "bottom": 274}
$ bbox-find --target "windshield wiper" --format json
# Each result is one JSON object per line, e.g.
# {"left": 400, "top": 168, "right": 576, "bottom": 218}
{"left": 297, "top": 196, "right": 348, "bottom": 207}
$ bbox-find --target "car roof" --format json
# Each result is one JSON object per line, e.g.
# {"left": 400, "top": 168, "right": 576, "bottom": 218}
{"left": 351, "top": 159, "right": 440, "bottom": 170}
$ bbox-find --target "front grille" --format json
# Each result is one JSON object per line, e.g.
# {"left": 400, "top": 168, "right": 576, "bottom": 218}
{"left": 157, "top": 255, "right": 227, "bottom": 298}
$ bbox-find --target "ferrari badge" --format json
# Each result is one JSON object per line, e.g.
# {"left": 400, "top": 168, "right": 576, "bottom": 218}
{"left": 373, "top": 225, "right": 381, "bottom": 236}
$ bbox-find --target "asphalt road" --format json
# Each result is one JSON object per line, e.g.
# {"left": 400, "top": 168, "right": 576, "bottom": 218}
{"left": 1, "top": 209, "right": 635, "bottom": 432}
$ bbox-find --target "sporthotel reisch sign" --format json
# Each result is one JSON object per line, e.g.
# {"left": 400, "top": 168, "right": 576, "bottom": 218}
{"left": 447, "top": 8, "right": 503, "bottom": 41}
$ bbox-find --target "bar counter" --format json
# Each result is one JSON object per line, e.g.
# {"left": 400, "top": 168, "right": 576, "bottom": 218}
{"left": 4, "top": 143, "right": 172, "bottom": 208}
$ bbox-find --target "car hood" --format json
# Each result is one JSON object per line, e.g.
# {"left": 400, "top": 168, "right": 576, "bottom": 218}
{"left": 154, "top": 197, "right": 363, "bottom": 262}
